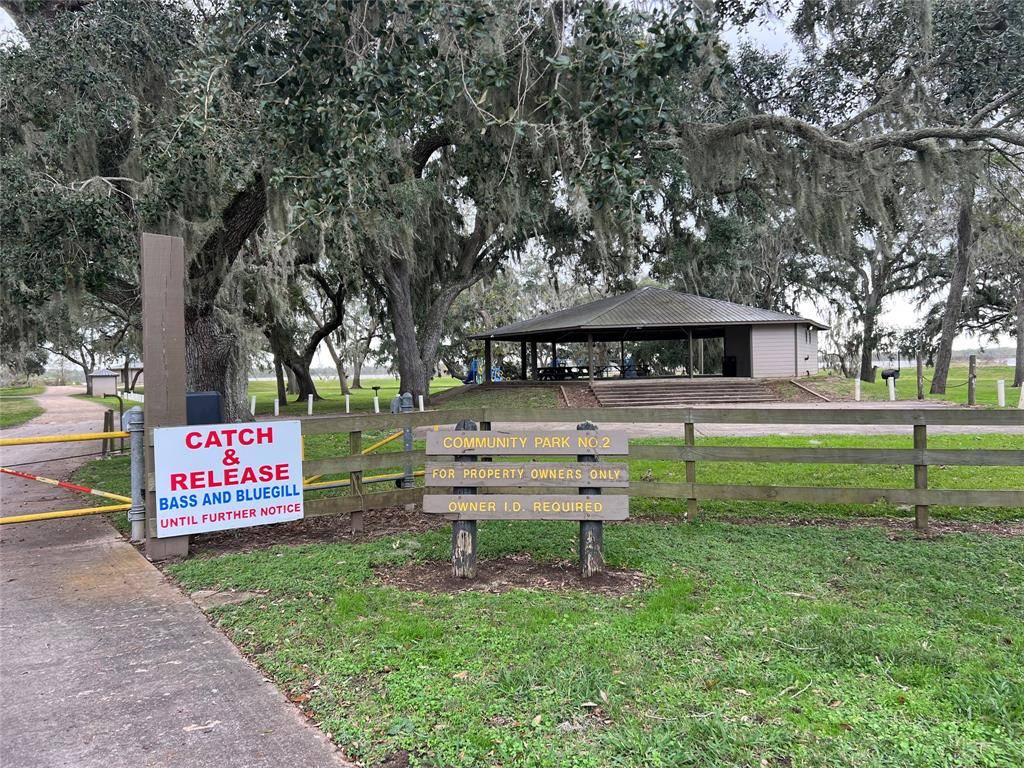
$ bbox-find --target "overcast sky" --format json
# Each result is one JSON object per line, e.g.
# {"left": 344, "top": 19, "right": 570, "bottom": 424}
{"left": 1, "top": 9, "right": 1011, "bottom": 352}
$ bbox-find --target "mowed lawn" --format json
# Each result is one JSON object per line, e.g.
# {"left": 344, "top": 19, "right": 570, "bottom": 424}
{"left": 0, "top": 385, "right": 44, "bottom": 429}
{"left": 169, "top": 520, "right": 1024, "bottom": 767}
{"left": 74, "top": 426, "right": 1024, "bottom": 765}
{"left": 812, "top": 364, "right": 1020, "bottom": 407}
{"left": 250, "top": 376, "right": 464, "bottom": 416}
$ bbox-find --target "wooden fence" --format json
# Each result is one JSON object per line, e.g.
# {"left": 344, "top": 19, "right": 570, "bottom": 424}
{"left": 300, "top": 406, "right": 1024, "bottom": 531}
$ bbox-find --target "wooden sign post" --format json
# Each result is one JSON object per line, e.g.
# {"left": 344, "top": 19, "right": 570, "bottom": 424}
{"left": 141, "top": 233, "right": 189, "bottom": 560}
{"left": 424, "top": 425, "right": 629, "bottom": 578}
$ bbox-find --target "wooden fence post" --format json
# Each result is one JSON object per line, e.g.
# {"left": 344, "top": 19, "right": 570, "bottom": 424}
{"left": 968, "top": 354, "right": 977, "bottom": 405}
{"left": 684, "top": 421, "right": 698, "bottom": 521}
{"left": 102, "top": 410, "right": 113, "bottom": 457}
{"left": 916, "top": 350, "right": 924, "bottom": 401}
{"left": 349, "top": 430, "right": 364, "bottom": 533}
{"left": 577, "top": 421, "right": 603, "bottom": 577}
{"left": 914, "top": 424, "right": 928, "bottom": 530}
{"left": 452, "top": 419, "right": 478, "bottom": 578}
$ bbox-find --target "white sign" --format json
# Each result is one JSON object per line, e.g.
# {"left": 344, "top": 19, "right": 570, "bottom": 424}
{"left": 154, "top": 421, "right": 304, "bottom": 537}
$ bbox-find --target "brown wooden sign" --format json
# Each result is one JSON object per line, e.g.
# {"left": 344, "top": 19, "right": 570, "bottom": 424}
{"left": 425, "top": 430, "right": 628, "bottom": 455}
{"left": 422, "top": 494, "right": 629, "bottom": 520}
{"left": 425, "top": 461, "right": 628, "bottom": 487}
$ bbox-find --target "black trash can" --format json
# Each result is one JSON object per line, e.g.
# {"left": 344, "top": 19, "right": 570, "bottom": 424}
{"left": 186, "top": 391, "right": 223, "bottom": 425}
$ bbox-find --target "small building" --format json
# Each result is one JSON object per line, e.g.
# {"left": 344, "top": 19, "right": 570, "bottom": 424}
{"left": 472, "top": 286, "right": 828, "bottom": 380}
{"left": 87, "top": 369, "right": 119, "bottom": 397}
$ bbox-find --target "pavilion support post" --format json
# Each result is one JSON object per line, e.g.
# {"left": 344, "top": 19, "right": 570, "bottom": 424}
{"left": 698, "top": 339, "right": 704, "bottom": 375}
{"left": 551, "top": 341, "right": 557, "bottom": 367}
{"left": 587, "top": 333, "right": 595, "bottom": 381}
{"left": 520, "top": 341, "right": 527, "bottom": 380}
{"left": 687, "top": 329, "right": 694, "bottom": 378}
{"left": 484, "top": 339, "right": 492, "bottom": 384}
{"left": 619, "top": 340, "right": 625, "bottom": 378}
{"left": 530, "top": 342, "right": 538, "bottom": 380}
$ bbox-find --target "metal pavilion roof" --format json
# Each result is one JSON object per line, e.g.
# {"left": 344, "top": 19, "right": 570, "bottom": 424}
{"left": 472, "top": 286, "right": 828, "bottom": 342}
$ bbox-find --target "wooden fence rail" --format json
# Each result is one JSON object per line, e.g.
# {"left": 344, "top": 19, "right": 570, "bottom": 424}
{"left": 300, "top": 406, "right": 1024, "bottom": 531}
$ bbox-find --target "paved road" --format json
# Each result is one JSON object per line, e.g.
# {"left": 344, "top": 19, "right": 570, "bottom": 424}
{"left": 0, "top": 387, "right": 348, "bottom": 768}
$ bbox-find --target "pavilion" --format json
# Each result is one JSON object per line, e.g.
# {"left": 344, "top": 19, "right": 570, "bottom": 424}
{"left": 472, "top": 286, "right": 828, "bottom": 381}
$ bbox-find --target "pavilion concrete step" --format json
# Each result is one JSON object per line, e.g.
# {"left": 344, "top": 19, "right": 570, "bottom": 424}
{"left": 590, "top": 379, "right": 778, "bottom": 407}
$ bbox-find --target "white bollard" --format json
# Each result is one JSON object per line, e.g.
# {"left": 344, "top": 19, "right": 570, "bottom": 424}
{"left": 273, "top": 397, "right": 279, "bottom": 416}
{"left": 854, "top": 378, "right": 861, "bottom": 402}
{"left": 345, "top": 393, "right": 350, "bottom": 413}
{"left": 996, "top": 379, "right": 1005, "bottom": 407}
{"left": 418, "top": 394, "right": 425, "bottom": 412}
{"left": 1019, "top": 385, "right": 1024, "bottom": 409}
{"left": 307, "top": 394, "right": 313, "bottom": 415}
{"left": 887, "top": 377, "right": 896, "bottom": 401}
{"left": 373, "top": 396, "right": 380, "bottom": 414}
{"left": 250, "top": 395, "right": 257, "bottom": 416}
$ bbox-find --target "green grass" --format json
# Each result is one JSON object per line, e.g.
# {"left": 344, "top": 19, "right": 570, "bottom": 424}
{"left": 812, "top": 364, "right": 1021, "bottom": 408}
{"left": 439, "top": 385, "right": 558, "bottom": 410}
{"left": 0, "top": 384, "right": 44, "bottom": 397}
{"left": 0, "top": 388, "right": 44, "bottom": 429}
{"left": 249, "top": 376, "right": 463, "bottom": 416}
{"left": 167, "top": 520, "right": 1024, "bottom": 767}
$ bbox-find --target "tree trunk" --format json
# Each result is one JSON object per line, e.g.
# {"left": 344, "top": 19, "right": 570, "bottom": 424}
{"left": 381, "top": 259, "right": 431, "bottom": 400}
{"left": 184, "top": 310, "right": 251, "bottom": 422}
{"left": 931, "top": 181, "right": 976, "bottom": 394}
{"left": 285, "top": 364, "right": 298, "bottom": 395}
{"left": 274, "top": 353, "right": 287, "bottom": 404}
{"left": 285, "top": 357, "right": 319, "bottom": 402}
{"left": 184, "top": 175, "right": 267, "bottom": 422}
{"left": 323, "top": 333, "right": 351, "bottom": 394}
{"left": 351, "top": 355, "right": 364, "bottom": 389}
{"left": 859, "top": 300, "right": 881, "bottom": 382}
{"left": 1015, "top": 285, "right": 1024, "bottom": 388}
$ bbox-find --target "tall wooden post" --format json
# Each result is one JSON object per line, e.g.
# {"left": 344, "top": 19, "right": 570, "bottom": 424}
{"left": 916, "top": 349, "right": 925, "bottom": 400}
{"left": 551, "top": 341, "right": 557, "bottom": 367}
{"left": 142, "top": 233, "right": 189, "bottom": 561}
{"left": 914, "top": 424, "right": 928, "bottom": 530}
{"left": 520, "top": 341, "right": 528, "bottom": 380}
{"left": 577, "top": 421, "right": 603, "bottom": 577}
{"left": 619, "top": 340, "right": 625, "bottom": 378}
{"left": 349, "top": 430, "right": 364, "bottom": 533}
{"left": 968, "top": 354, "right": 977, "bottom": 405}
{"left": 484, "top": 339, "right": 493, "bottom": 384}
{"left": 530, "top": 342, "right": 538, "bottom": 380}
{"left": 684, "top": 421, "right": 698, "bottom": 521}
{"left": 587, "top": 333, "right": 595, "bottom": 381}
{"left": 452, "top": 419, "right": 478, "bottom": 578}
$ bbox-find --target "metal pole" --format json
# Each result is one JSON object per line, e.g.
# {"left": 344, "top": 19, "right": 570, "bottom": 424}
{"left": 400, "top": 392, "right": 414, "bottom": 498}
{"left": 126, "top": 406, "right": 146, "bottom": 543}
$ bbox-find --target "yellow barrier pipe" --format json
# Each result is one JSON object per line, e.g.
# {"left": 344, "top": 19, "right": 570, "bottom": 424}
{"left": 0, "top": 503, "right": 131, "bottom": 525}
{"left": 0, "top": 431, "right": 129, "bottom": 447}
{"left": 304, "top": 429, "right": 406, "bottom": 484}
{"left": 303, "top": 469, "right": 424, "bottom": 491}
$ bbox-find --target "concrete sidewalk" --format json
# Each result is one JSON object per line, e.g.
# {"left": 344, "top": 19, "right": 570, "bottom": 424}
{"left": 1, "top": 388, "right": 348, "bottom": 768}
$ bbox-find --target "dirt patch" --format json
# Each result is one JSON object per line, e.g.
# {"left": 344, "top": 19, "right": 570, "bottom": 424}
{"left": 374, "top": 552, "right": 649, "bottom": 595}
{"left": 375, "top": 751, "right": 411, "bottom": 768}
{"left": 717, "top": 515, "right": 1024, "bottom": 538}
{"left": 186, "top": 505, "right": 446, "bottom": 557}
{"left": 762, "top": 379, "right": 824, "bottom": 403}
{"left": 560, "top": 384, "right": 600, "bottom": 408}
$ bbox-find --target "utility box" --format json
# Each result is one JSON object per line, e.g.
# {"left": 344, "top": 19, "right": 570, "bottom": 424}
{"left": 186, "top": 391, "right": 223, "bottom": 425}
